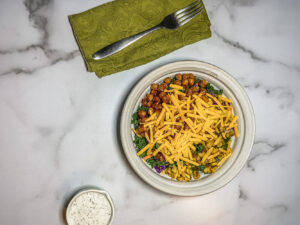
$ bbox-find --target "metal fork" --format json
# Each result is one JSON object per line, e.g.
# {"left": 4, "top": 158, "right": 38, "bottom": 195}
{"left": 93, "top": 1, "right": 203, "bottom": 60}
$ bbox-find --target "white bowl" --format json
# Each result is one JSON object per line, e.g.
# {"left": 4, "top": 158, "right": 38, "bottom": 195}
{"left": 66, "top": 189, "right": 114, "bottom": 225}
{"left": 120, "top": 61, "right": 255, "bottom": 196}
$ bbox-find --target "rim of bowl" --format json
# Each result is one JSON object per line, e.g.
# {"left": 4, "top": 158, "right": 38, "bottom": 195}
{"left": 120, "top": 61, "right": 255, "bottom": 196}
{"left": 66, "top": 188, "right": 115, "bottom": 225}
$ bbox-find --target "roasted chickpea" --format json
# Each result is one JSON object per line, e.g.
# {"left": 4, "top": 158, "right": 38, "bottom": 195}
{"left": 174, "top": 80, "right": 182, "bottom": 86}
{"left": 188, "top": 78, "right": 195, "bottom": 86}
{"left": 162, "top": 83, "right": 168, "bottom": 90}
{"left": 175, "top": 73, "right": 182, "bottom": 80}
{"left": 138, "top": 117, "right": 146, "bottom": 123}
{"left": 146, "top": 101, "right": 152, "bottom": 108}
{"left": 200, "top": 88, "right": 207, "bottom": 94}
{"left": 153, "top": 96, "right": 161, "bottom": 103}
{"left": 201, "top": 95, "right": 209, "bottom": 103}
{"left": 186, "top": 88, "right": 192, "bottom": 96}
{"left": 158, "top": 91, "right": 166, "bottom": 99}
{"left": 158, "top": 84, "right": 165, "bottom": 92}
{"left": 148, "top": 107, "right": 154, "bottom": 115}
{"left": 152, "top": 102, "right": 160, "bottom": 110}
{"left": 151, "top": 90, "right": 158, "bottom": 96}
{"left": 188, "top": 73, "right": 194, "bottom": 79}
{"left": 165, "top": 95, "right": 170, "bottom": 103}
{"left": 174, "top": 125, "right": 182, "bottom": 130}
{"left": 142, "top": 98, "right": 147, "bottom": 106}
{"left": 199, "top": 80, "right": 207, "bottom": 88}
{"left": 164, "top": 77, "right": 171, "bottom": 84}
{"left": 147, "top": 93, "right": 154, "bottom": 101}
{"left": 183, "top": 74, "right": 189, "bottom": 80}
{"left": 138, "top": 110, "right": 146, "bottom": 118}
{"left": 161, "top": 95, "right": 169, "bottom": 103}
{"left": 151, "top": 83, "right": 158, "bottom": 90}
{"left": 156, "top": 152, "right": 165, "bottom": 161}
{"left": 191, "top": 86, "right": 200, "bottom": 93}
{"left": 137, "top": 124, "right": 145, "bottom": 133}
{"left": 182, "top": 79, "right": 189, "bottom": 87}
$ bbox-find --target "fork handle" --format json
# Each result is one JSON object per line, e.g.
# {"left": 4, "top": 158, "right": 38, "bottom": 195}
{"left": 92, "top": 25, "right": 162, "bottom": 60}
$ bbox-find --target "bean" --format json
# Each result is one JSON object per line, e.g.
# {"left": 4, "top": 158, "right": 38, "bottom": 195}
{"left": 138, "top": 110, "right": 146, "bottom": 118}
{"left": 183, "top": 74, "right": 189, "bottom": 80}
{"left": 164, "top": 77, "right": 171, "bottom": 84}
{"left": 158, "top": 91, "right": 166, "bottom": 98}
{"left": 153, "top": 96, "right": 161, "bottom": 103}
{"left": 174, "top": 80, "right": 182, "bottom": 86}
{"left": 142, "top": 98, "right": 147, "bottom": 106}
{"left": 151, "top": 83, "right": 158, "bottom": 90}
{"left": 201, "top": 95, "right": 209, "bottom": 103}
{"left": 188, "top": 78, "right": 195, "bottom": 86}
{"left": 199, "top": 80, "right": 207, "bottom": 88}
{"left": 156, "top": 152, "right": 165, "bottom": 161}
{"left": 175, "top": 74, "right": 182, "bottom": 80}
{"left": 182, "top": 79, "right": 189, "bottom": 87}
{"left": 148, "top": 107, "right": 154, "bottom": 115}
{"left": 147, "top": 94, "right": 154, "bottom": 101}
{"left": 200, "top": 88, "right": 207, "bottom": 94}
{"left": 186, "top": 88, "right": 192, "bottom": 96}
{"left": 146, "top": 101, "right": 152, "bottom": 107}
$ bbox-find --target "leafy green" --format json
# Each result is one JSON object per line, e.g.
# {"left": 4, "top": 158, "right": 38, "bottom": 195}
{"left": 146, "top": 157, "right": 166, "bottom": 168}
{"left": 222, "top": 137, "right": 231, "bottom": 150}
{"left": 170, "top": 77, "right": 176, "bottom": 84}
{"left": 194, "top": 144, "right": 205, "bottom": 153}
{"left": 153, "top": 143, "right": 161, "bottom": 150}
{"left": 137, "top": 105, "right": 148, "bottom": 112}
{"left": 133, "top": 135, "right": 148, "bottom": 157}
{"left": 131, "top": 106, "right": 148, "bottom": 129}
{"left": 167, "top": 162, "right": 178, "bottom": 168}
{"left": 131, "top": 113, "right": 139, "bottom": 129}
{"left": 194, "top": 77, "right": 201, "bottom": 83}
{"left": 205, "top": 83, "right": 223, "bottom": 95}
{"left": 191, "top": 165, "right": 205, "bottom": 172}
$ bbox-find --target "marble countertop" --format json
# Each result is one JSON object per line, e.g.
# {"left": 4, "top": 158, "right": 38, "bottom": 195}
{"left": 1, "top": 0, "right": 300, "bottom": 224}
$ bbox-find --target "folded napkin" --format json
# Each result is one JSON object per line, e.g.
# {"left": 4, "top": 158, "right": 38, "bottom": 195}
{"left": 69, "top": 0, "right": 211, "bottom": 78}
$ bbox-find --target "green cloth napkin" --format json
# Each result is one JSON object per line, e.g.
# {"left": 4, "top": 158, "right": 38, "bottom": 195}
{"left": 69, "top": 0, "right": 211, "bottom": 78}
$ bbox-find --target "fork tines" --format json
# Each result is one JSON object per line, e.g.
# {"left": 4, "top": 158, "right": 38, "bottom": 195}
{"left": 175, "top": 1, "right": 203, "bottom": 26}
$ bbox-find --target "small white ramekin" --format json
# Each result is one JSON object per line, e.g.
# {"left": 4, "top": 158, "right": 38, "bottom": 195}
{"left": 66, "top": 188, "right": 115, "bottom": 225}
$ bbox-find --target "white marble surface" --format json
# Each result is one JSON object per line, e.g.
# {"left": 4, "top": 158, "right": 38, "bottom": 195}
{"left": 0, "top": 0, "right": 300, "bottom": 224}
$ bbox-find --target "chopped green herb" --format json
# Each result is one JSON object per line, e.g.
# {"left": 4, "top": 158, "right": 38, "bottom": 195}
{"left": 191, "top": 165, "right": 205, "bottom": 172}
{"left": 167, "top": 162, "right": 178, "bottom": 168}
{"left": 131, "top": 112, "right": 139, "bottom": 129}
{"left": 222, "top": 137, "right": 231, "bottom": 150}
{"left": 153, "top": 143, "right": 161, "bottom": 150}
{"left": 194, "top": 77, "right": 201, "bottom": 83}
{"left": 137, "top": 105, "right": 148, "bottom": 112}
{"left": 194, "top": 144, "right": 205, "bottom": 153}
{"left": 214, "top": 157, "right": 220, "bottom": 162}
{"left": 205, "top": 83, "right": 223, "bottom": 95}
{"left": 133, "top": 135, "right": 148, "bottom": 157}
{"left": 146, "top": 157, "right": 166, "bottom": 168}
{"left": 131, "top": 106, "right": 148, "bottom": 128}
{"left": 170, "top": 77, "right": 176, "bottom": 84}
